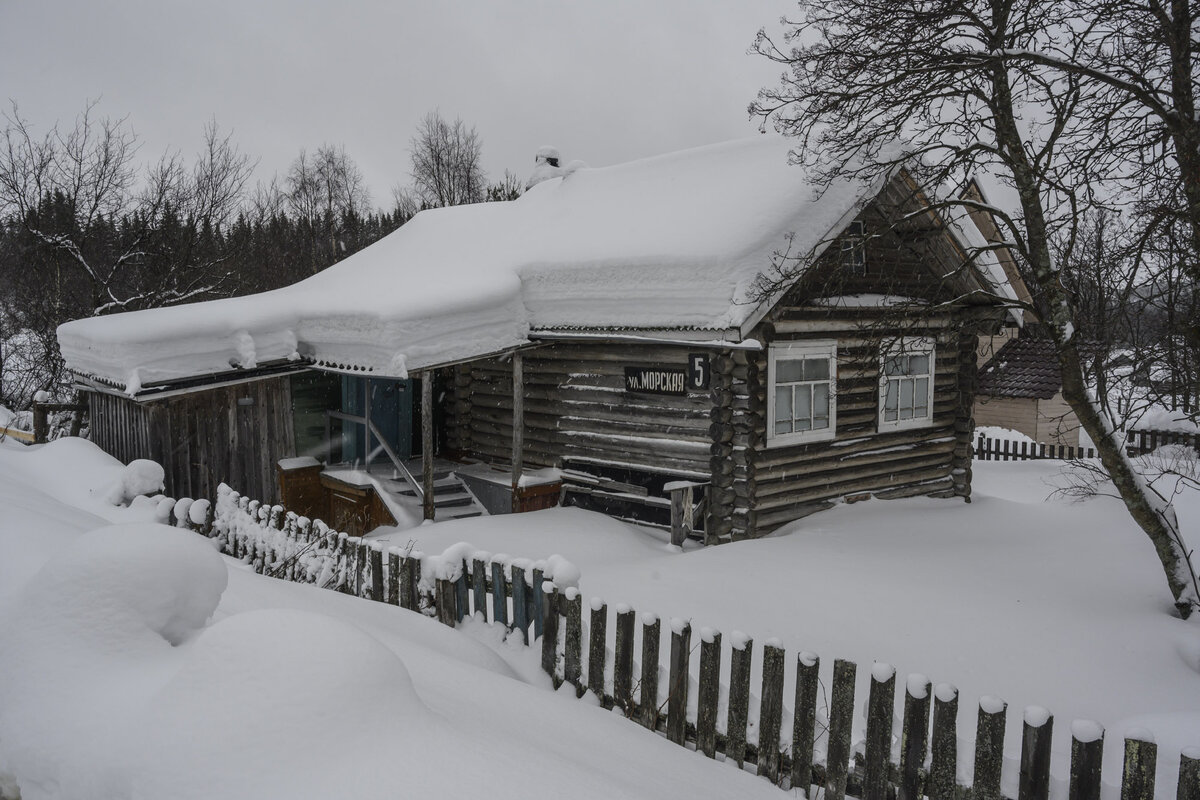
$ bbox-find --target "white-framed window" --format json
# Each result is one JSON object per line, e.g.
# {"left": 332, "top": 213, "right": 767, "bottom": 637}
{"left": 879, "top": 337, "right": 935, "bottom": 431}
{"left": 840, "top": 220, "right": 866, "bottom": 274}
{"left": 768, "top": 340, "right": 837, "bottom": 446}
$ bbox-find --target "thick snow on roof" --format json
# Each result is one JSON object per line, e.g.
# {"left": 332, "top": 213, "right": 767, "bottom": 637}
{"left": 57, "top": 136, "right": 1006, "bottom": 392}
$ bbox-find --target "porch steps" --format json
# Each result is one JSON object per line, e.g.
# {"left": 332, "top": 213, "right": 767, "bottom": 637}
{"left": 382, "top": 462, "right": 488, "bottom": 521}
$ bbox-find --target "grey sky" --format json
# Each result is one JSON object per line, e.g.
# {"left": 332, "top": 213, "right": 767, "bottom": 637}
{"left": 1, "top": 0, "right": 791, "bottom": 207}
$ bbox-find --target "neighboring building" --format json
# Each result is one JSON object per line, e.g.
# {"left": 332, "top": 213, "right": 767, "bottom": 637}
{"left": 975, "top": 336, "right": 1102, "bottom": 447}
{"left": 58, "top": 137, "right": 1017, "bottom": 542}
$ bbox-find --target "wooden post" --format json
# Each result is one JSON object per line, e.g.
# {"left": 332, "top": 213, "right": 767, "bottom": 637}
{"left": 491, "top": 561, "right": 508, "bottom": 627}
{"left": 368, "top": 544, "right": 383, "bottom": 602}
{"left": 400, "top": 554, "right": 420, "bottom": 611}
{"left": 792, "top": 652, "right": 820, "bottom": 794}
{"left": 32, "top": 403, "right": 47, "bottom": 444}
{"left": 1121, "top": 736, "right": 1157, "bottom": 800}
{"left": 1019, "top": 707, "right": 1054, "bottom": 800}
{"left": 532, "top": 567, "right": 545, "bottom": 639}
{"left": 696, "top": 628, "right": 722, "bottom": 759}
{"left": 564, "top": 590, "right": 582, "bottom": 692}
{"left": 1069, "top": 722, "right": 1104, "bottom": 800}
{"left": 727, "top": 634, "right": 753, "bottom": 768}
{"left": 511, "top": 352, "right": 524, "bottom": 513}
{"left": 472, "top": 557, "right": 489, "bottom": 621}
{"left": 669, "top": 483, "right": 693, "bottom": 547}
{"left": 454, "top": 560, "right": 469, "bottom": 623}
{"left": 863, "top": 663, "right": 897, "bottom": 800}
{"left": 666, "top": 619, "right": 692, "bottom": 746}
{"left": 930, "top": 684, "right": 959, "bottom": 800}
{"left": 826, "top": 659, "right": 857, "bottom": 800}
{"left": 638, "top": 614, "right": 661, "bottom": 731}
{"left": 1177, "top": 750, "right": 1200, "bottom": 800}
{"left": 899, "top": 675, "right": 932, "bottom": 800}
{"left": 512, "top": 566, "right": 530, "bottom": 642}
{"left": 758, "top": 641, "right": 786, "bottom": 784}
{"left": 435, "top": 578, "right": 456, "bottom": 627}
{"left": 588, "top": 600, "right": 608, "bottom": 702}
{"left": 539, "top": 587, "right": 560, "bottom": 684}
{"left": 422, "top": 373, "right": 434, "bottom": 521}
{"left": 354, "top": 540, "right": 367, "bottom": 597}
{"left": 613, "top": 605, "right": 635, "bottom": 715}
{"left": 387, "top": 550, "right": 401, "bottom": 606}
{"left": 974, "top": 696, "right": 1008, "bottom": 800}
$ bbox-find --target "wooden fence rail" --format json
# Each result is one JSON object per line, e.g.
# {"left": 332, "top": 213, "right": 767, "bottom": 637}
{"left": 166, "top": 481, "right": 1199, "bottom": 800}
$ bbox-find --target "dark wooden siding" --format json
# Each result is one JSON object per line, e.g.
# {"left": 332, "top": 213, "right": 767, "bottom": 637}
{"left": 717, "top": 307, "right": 982, "bottom": 539}
{"left": 447, "top": 343, "right": 717, "bottom": 478}
{"left": 84, "top": 375, "right": 297, "bottom": 503}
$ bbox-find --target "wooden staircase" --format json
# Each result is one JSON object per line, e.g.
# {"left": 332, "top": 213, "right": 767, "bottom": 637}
{"left": 381, "top": 460, "right": 488, "bottom": 521}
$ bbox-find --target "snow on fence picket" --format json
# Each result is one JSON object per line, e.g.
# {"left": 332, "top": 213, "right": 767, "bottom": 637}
{"left": 974, "top": 429, "right": 1199, "bottom": 462}
{"left": 533, "top": 587, "right": 1200, "bottom": 800}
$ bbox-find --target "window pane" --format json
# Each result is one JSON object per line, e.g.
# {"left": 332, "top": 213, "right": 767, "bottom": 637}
{"left": 884, "top": 380, "right": 898, "bottom": 421}
{"left": 804, "top": 358, "right": 829, "bottom": 381}
{"left": 795, "top": 385, "right": 812, "bottom": 430}
{"left": 899, "top": 378, "right": 914, "bottom": 419}
{"left": 775, "top": 386, "right": 793, "bottom": 434}
{"left": 884, "top": 356, "right": 902, "bottom": 376}
{"left": 776, "top": 359, "right": 805, "bottom": 383}
{"left": 914, "top": 377, "right": 929, "bottom": 417}
{"left": 910, "top": 354, "right": 930, "bottom": 375}
{"left": 812, "top": 383, "right": 829, "bottom": 429}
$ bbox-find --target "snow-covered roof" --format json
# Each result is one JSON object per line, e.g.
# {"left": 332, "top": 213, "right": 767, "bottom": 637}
{"left": 58, "top": 136, "right": 1014, "bottom": 393}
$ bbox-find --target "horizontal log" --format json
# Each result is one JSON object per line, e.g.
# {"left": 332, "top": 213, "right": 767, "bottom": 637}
{"left": 752, "top": 464, "right": 954, "bottom": 512}
{"left": 752, "top": 449, "right": 954, "bottom": 500}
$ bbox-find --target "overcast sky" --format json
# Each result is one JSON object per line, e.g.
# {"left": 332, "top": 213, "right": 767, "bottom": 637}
{"left": 1, "top": 0, "right": 792, "bottom": 208}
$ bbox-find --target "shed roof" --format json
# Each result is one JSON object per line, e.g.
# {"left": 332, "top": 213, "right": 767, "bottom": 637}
{"left": 58, "top": 136, "right": 1015, "bottom": 394}
{"left": 977, "top": 337, "right": 1106, "bottom": 399}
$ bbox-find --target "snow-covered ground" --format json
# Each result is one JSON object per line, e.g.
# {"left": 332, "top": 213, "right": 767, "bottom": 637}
{"left": 0, "top": 438, "right": 785, "bottom": 800}
{"left": 2, "top": 437, "right": 1198, "bottom": 798}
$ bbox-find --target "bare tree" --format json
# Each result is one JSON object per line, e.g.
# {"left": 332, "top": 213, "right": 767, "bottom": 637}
{"left": 284, "top": 143, "right": 371, "bottom": 273}
{"left": 751, "top": 0, "right": 1200, "bottom": 615}
{"left": 408, "top": 111, "right": 486, "bottom": 208}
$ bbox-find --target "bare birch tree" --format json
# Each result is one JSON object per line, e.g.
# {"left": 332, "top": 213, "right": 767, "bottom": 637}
{"left": 751, "top": 0, "right": 1200, "bottom": 615}
{"left": 408, "top": 111, "right": 486, "bottom": 208}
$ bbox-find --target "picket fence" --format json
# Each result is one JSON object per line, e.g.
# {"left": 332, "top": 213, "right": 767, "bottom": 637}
{"left": 172, "top": 483, "right": 1200, "bottom": 800}
{"left": 975, "top": 428, "right": 1199, "bottom": 462}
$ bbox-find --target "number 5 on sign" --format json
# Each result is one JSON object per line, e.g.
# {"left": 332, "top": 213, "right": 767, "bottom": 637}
{"left": 688, "top": 353, "right": 710, "bottom": 391}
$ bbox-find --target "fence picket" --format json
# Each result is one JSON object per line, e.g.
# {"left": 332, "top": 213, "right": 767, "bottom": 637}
{"left": 369, "top": 544, "right": 383, "bottom": 602}
{"left": 512, "top": 567, "right": 530, "bottom": 642}
{"left": 1179, "top": 750, "right": 1200, "bottom": 800}
{"left": 589, "top": 599, "right": 608, "bottom": 702}
{"left": 455, "top": 559, "right": 469, "bottom": 622}
{"left": 435, "top": 578, "right": 456, "bottom": 627}
{"left": 540, "top": 588, "right": 560, "bottom": 685}
{"left": 401, "top": 554, "right": 419, "bottom": 611}
{"left": 1122, "top": 736, "right": 1158, "bottom": 800}
{"left": 387, "top": 550, "right": 400, "bottom": 606}
{"left": 758, "top": 642, "right": 786, "bottom": 784}
{"left": 826, "top": 659, "right": 857, "bottom": 800}
{"left": 929, "top": 684, "right": 958, "bottom": 800}
{"left": 727, "top": 634, "right": 753, "bottom": 768}
{"left": 471, "top": 558, "right": 488, "bottom": 620}
{"left": 613, "top": 606, "right": 635, "bottom": 715}
{"left": 974, "top": 696, "right": 1007, "bottom": 800}
{"left": 1069, "top": 722, "right": 1104, "bottom": 800}
{"left": 792, "top": 652, "right": 819, "bottom": 795}
{"left": 899, "top": 675, "right": 931, "bottom": 800}
{"left": 697, "top": 629, "right": 722, "bottom": 758}
{"left": 638, "top": 614, "right": 661, "bottom": 731}
{"left": 564, "top": 591, "right": 582, "bottom": 693}
{"left": 1018, "top": 707, "right": 1053, "bottom": 800}
{"left": 532, "top": 567, "right": 545, "bottom": 639}
{"left": 666, "top": 620, "right": 691, "bottom": 746}
{"left": 491, "top": 562, "right": 507, "bottom": 627}
{"left": 863, "top": 663, "right": 896, "bottom": 800}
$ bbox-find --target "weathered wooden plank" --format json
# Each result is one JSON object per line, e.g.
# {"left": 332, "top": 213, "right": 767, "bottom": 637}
{"left": 863, "top": 663, "right": 896, "bottom": 800}
{"left": 588, "top": 599, "right": 607, "bottom": 702}
{"left": 697, "top": 628, "right": 722, "bottom": 758}
{"left": 1019, "top": 707, "right": 1054, "bottom": 800}
{"left": 435, "top": 578, "right": 456, "bottom": 627}
{"left": 387, "top": 550, "right": 401, "bottom": 606}
{"left": 1122, "top": 736, "right": 1157, "bottom": 800}
{"left": 491, "top": 561, "right": 508, "bottom": 627}
{"left": 899, "top": 675, "right": 932, "bottom": 800}
{"left": 1177, "top": 749, "right": 1200, "bottom": 800}
{"left": 638, "top": 614, "right": 661, "bottom": 731}
{"left": 472, "top": 557, "right": 488, "bottom": 621}
{"left": 727, "top": 634, "right": 753, "bottom": 768}
{"left": 511, "top": 352, "right": 524, "bottom": 512}
{"left": 540, "top": 588, "right": 560, "bottom": 684}
{"left": 422, "top": 374, "right": 434, "bottom": 520}
{"left": 454, "top": 560, "right": 469, "bottom": 623}
{"left": 400, "top": 554, "right": 420, "bottom": 611}
{"left": 613, "top": 605, "right": 636, "bottom": 715}
{"left": 564, "top": 590, "right": 583, "bottom": 693}
{"left": 665, "top": 619, "right": 692, "bottom": 746}
{"left": 792, "top": 652, "right": 820, "bottom": 794}
{"left": 512, "top": 566, "right": 530, "bottom": 643}
{"left": 973, "top": 696, "right": 1008, "bottom": 800}
{"left": 1069, "top": 722, "right": 1104, "bottom": 800}
{"left": 368, "top": 544, "right": 383, "bottom": 602}
{"left": 758, "top": 641, "right": 786, "bottom": 784}
{"left": 825, "top": 659, "right": 857, "bottom": 800}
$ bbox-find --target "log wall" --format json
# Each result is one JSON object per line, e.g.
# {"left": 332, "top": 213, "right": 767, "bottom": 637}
{"left": 85, "top": 374, "right": 296, "bottom": 503}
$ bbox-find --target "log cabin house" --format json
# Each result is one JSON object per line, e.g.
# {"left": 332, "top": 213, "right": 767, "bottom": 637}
{"left": 58, "top": 137, "right": 1018, "bottom": 542}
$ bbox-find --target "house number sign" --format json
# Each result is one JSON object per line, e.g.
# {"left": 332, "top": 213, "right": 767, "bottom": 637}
{"left": 624, "top": 354, "right": 710, "bottom": 396}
